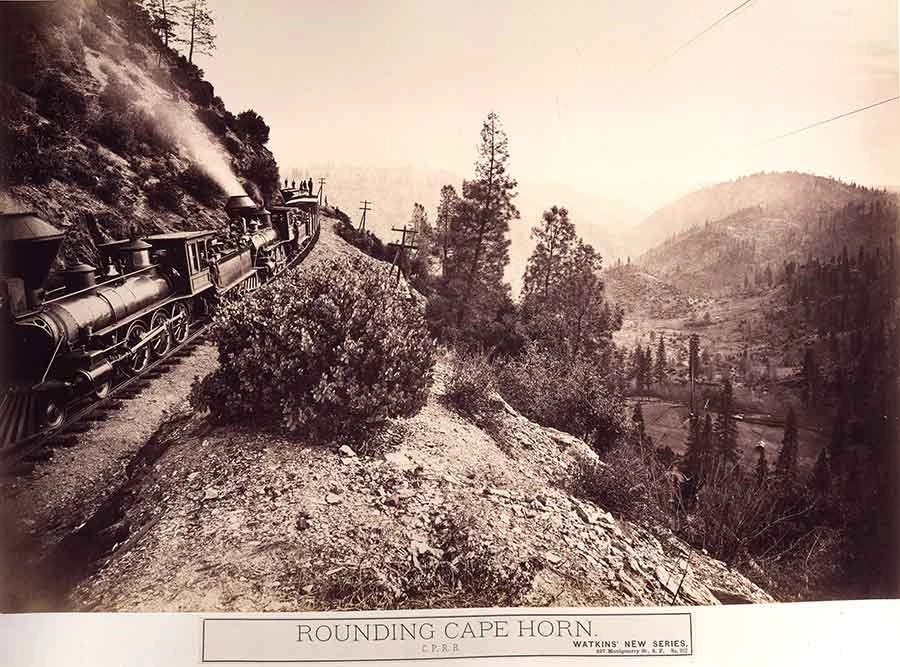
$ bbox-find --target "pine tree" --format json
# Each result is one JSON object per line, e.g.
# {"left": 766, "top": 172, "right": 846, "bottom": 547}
{"left": 521, "top": 205, "right": 576, "bottom": 302}
{"left": 801, "top": 347, "right": 819, "bottom": 406}
{"left": 812, "top": 448, "right": 831, "bottom": 495}
{"left": 683, "top": 415, "right": 703, "bottom": 480}
{"left": 755, "top": 445, "right": 768, "bottom": 487}
{"left": 776, "top": 407, "right": 799, "bottom": 480}
{"left": 714, "top": 378, "right": 738, "bottom": 465}
{"left": 446, "top": 112, "right": 518, "bottom": 329}
{"left": 632, "top": 402, "right": 645, "bottom": 452}
{"left": 181, "top": 0, "right": 215, "bottom": 64}
{"left": 701, "top": 412, "right": 714, "bottom": 477}
{"left": 435, "top": 184, "right": 458, "bottom": 277}
{"left": 146, "top": 0, "right": 183, "bottom": 51}
{"left": 655, "top": 336, "right": 667, "bottom": 384}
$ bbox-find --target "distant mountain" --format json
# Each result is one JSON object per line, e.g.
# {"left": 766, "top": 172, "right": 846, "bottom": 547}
{"left": 634, "top": 173, "right": 898, "bottom": 295}
{"left": 623, "top": 172, "right": 890, "bottom": 257}
{"left": 290, "top": 163, "right": 639, "bottom": 294}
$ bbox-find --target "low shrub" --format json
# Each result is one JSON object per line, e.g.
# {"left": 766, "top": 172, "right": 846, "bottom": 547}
{"left": 145, "top": 178, "right": 183, "bottom": 213}
{"left": 0, "top": 121, "right": 67, "bottom": 186}
{"left": 90, "top": 109, "right": 134, "bottom": 154}
{"left": 443, "top": 350, "right": 496, "bottom": 417}
{"left": 90, "top": 107, "right": 173, "bottom": 157}
{"left": 316, "top": 517, "right": 539, "bottom": 609}
{"left": 568, "top": 449, "right": 671, "bottom": 523}
{"left": 239, "top": 152, "right": 280, "bottom": 199}
{"left": 178, "top": 164, "right": 224, "bottom": 205}
{"left": 496, "top": 344, "right": 626, "bottom": 453}
{"left": 197, "top": 107, "right": 228, "bottom": 136}
{"left": 235, "top": 109, "right": 270, "bottom": 144}
{"left": 95, "top": 173, "right": 124, "bottom": 205}
{"left": 191, "top": 256, "right": 436, "bottom": 443}
{"left": 334, "top": 219, "right": 393, "bottom": 262}
{"left": 36, "top": 72, "right": 88, "bottom": 129}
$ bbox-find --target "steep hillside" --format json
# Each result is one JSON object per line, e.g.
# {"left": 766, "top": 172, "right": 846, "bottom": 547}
{"left": 638, "top": 181, "right": 898, "bottom": 295}
{"left": 0, "top": 0, "right": 280, "bottom": 266}
{"left": 603, "top": 263, "right": 696, "bottom": 319}
{"left": 625, "top": 171, "right": 895, "bottom": 258}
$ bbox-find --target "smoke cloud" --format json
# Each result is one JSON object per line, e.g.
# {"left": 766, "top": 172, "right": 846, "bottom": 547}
{"left": 85, "top": 48, "right": 247, "bottom": 196}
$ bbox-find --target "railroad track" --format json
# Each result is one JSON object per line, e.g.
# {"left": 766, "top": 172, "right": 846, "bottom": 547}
{"left": 0, "top": 322, "right": 211, "bottom": 477}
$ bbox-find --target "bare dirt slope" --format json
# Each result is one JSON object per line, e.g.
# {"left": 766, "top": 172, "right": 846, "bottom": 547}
{"left": 72, "top": 221, "right": 772, "bottom": 612}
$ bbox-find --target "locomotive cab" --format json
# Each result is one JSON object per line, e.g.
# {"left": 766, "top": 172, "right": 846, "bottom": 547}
{"left": 145, "top": 231, "right": 216, "bottom": 295}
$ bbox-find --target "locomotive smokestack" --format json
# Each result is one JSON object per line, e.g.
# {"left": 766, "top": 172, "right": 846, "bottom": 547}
{"left": 0, "top": 212, "right": 65, "bottom": 310}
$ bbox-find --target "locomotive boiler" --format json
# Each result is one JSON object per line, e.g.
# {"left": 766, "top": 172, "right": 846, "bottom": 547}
{"left": 0, "top": 189, "right": 320, "bottom": 448}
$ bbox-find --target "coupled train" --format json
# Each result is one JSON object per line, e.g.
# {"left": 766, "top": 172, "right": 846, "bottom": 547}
{"left": 0, "top": 185, "right": 320, "bottom": 449}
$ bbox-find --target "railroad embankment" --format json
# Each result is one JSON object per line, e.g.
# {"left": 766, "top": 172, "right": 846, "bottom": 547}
{"left": 65, "top": 221, "right": 772, "bottom": 611}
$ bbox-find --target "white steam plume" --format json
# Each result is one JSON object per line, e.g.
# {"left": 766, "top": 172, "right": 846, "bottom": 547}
{"left": 85, "top": 49, "right": 247, "bottom": 197}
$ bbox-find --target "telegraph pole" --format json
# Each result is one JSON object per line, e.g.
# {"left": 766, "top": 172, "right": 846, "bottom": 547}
{"left": 388, "top": 225, "right": 418, "bottom": 283}
{"left": 358, "top": 200, "right": 373, "bottom": 232}
{"left": 317, "top": 177, "right": 326, "bottom": 207}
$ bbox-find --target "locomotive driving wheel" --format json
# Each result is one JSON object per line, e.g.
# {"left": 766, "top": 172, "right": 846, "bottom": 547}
{"left": 93, "top": 378, "right": 111, "bottom": 400}
{"left": 44, "top": 399, "right": 65, "bottom": 430}
{"left": 149, "top": 309, "right": 172, "bottom": 358}
{"left": 171, "top": 302, "right": 190, "bottom": 344}
{"left": 124, "top": 321, "right": 151, "bottom": 375}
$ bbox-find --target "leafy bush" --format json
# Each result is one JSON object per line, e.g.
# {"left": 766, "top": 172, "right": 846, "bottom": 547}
{"left": 191, "top": 256, "right": 436, "bottom": 443}
{"left": 443, "top": 350, "right": 497, "bottom": 417}
{"left": 0, "top": 121, "right": 67, "bottom": 186}
{"left": 235, "top": 109, "right": 270, "bottom": 144}
{"left": 496, "top": 344, "right": 626, "bottom": 453}
{"left": 197, "top": 107, "right": 228, "bottom": 136}
{"left": 316, "top": 517, "right": 539, "bottom": 609}
{"left": 145, "top": 178, "right": 183, "bottom": 213}
{"left": 90, "top": 109, "right": 135, "bottom": 154}
{"left": 36, "top": 73, "right": 87, "bottom": 129}
{"left": 334, "top": 219, "right": 393, "bottom": 262}
{"left": 95, "top": 173, "right": 124, "bottom": 205}
{"left": 569, "top": 449, "right": 671, "bottom": 523}
{"left": 90, "top": 106, "right": 173, "bottom": 157}
{"left": 240, "top": 152, "right": 280, "bottom": 198}
{"left": 81, "top": 21, "right": 105, "bottom": 50}
{"left": 178, "top": 164, "right": 224, "bottom": 205}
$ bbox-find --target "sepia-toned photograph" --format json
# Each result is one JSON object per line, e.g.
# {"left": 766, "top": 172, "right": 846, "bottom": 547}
{"left": 0, "top": 0, "right": 898, "bottom": 632}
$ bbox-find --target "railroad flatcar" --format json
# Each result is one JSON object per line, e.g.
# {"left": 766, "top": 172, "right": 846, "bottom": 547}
{"left": 0, "top": 191, "right": 320, "bottom": 448}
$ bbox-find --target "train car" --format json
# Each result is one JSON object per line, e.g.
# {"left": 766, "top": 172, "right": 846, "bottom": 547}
{"left": 0, "top": 191, "right": 320, "bottom": 449}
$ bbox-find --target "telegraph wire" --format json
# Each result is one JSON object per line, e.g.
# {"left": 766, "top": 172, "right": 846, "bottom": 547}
{"left": 751, "top": 95, "right": 900, "bottom": 147}
{"left": 649, "top": 0, "right": 755, "bottom": 72}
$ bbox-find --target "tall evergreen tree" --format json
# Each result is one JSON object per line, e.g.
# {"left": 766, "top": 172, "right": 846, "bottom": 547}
{"left": 435, "top": 184, "right": 458, "bottom": 278}
{"left": 146, "top": 0, "right": 183, "bottom": 51}
{"left": 181, "top": 0, "right": 215, "bottom": 64}
{"left": 811, "top": 449, "right": 831, "bottom": 495}
{"left": 632, "top": 402, "right": 645, "bottom": 451}
{"left": 700, "top": 412, "right": 714, "bottom": 477}
{"left": 801, "top": 347, "right": 819, "bottom": 406}
{"left": 714, "top": 378, "right": 738, "bottom": 465}
{"left": 445, "top": 112, "right": 518, "bottom": 330}
{"left": 776, "top": 407, "right": 799, "bottom": 480}
{"left": 755, "top": 444, "right": 768, "bottom": 487}
{"left": 682, "top": 415, "right": 702, "bottom": 480}
{"left": 521, "top": 206, "right": 576, "bottom": 302}
{"left": 655, "top": 335, "right": 667, "bottom": 385}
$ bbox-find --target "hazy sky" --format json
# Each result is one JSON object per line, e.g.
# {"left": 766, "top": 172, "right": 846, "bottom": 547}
{"left": 199, "top": 0, "right": 899, "bottom": 213}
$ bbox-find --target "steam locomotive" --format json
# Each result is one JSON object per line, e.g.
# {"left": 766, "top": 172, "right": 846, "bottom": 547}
{"left": 0, "top": 186, "right": 320, "bottom": 449}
